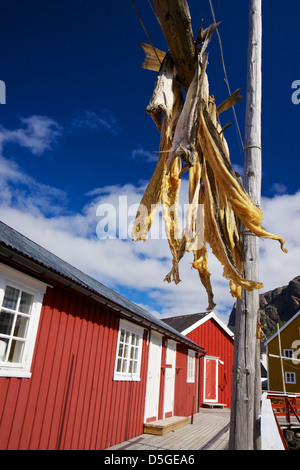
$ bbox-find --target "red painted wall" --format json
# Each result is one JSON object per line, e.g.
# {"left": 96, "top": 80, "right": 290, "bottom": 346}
{"left": 0, "top": 284, "right": 149, "bottom": 450}
{"left": 186, "top": 318, "right": 234, "bottom": 408}
{"left": 173, "top": 344, "right": 197, "bottom": 417}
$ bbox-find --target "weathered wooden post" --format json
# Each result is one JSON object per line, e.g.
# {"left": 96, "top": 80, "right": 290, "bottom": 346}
{"left": 151, "top": 0, "right": 196, "bottom": 93}
{"left": 229, "top": 0, "right": 262, "bottom": 450}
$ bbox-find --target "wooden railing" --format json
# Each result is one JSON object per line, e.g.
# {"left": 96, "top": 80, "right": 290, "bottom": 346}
{"left": 267, "top": 393, "right": 300, "bottom": 423}
{"left": 266, "top": 393, "right": 300, "bottom": 450}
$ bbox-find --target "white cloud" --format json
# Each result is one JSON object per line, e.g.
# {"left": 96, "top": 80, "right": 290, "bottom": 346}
{"left": 0, "top": 155, "right": 68, "bottom": 217}
{"left": 259, "top": 192, "right": 300, "bottom": 292}
{"left": 0, "top": 115, "right": 62, "bottom": 155}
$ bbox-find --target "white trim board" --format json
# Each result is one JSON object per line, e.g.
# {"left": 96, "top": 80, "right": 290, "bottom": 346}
{"left": 181, "top": 311, "right": 234, "bottom": 338}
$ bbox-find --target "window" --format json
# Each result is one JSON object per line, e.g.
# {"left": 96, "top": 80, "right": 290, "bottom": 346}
{"left": 283, "top": 349, "right": 294, "bottom": 358}
{"left": 0, "top": 263, "right": 47, "bottom": 378}
{"left": 285, "top": 372, "right": 296, "bottom": 384}
{"left": 187, "top": 349, "right": 195, "bottom": 383}
{"left": 114, "top": 319, "right": 143, "bottom": 381}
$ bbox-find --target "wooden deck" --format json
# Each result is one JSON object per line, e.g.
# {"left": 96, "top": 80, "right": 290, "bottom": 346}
{"left": 107, "top": 408, "right": 231, "bottom": 451}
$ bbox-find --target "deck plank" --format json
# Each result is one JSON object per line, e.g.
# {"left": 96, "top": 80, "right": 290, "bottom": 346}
{"left": 107, "top": 408, "right": 231, "bottom": 451}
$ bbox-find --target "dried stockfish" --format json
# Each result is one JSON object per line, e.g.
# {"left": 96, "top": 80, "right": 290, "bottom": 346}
{"left": 203, "top": 160, "right": 263, "bottom": 293}
{"left": 161, "top": 155, "right": 182, "bottom": 284}
{"left": 132, "top": 69, "right": 183, "bottom": 242}
{"left": 166, "top": 53, "right": 209, "bottom": 174}
{"left": 198, "top": 100, "right": 287, "bottom": 253}
{"left": 193, "top": 244, "right": 216, "bottom": 311}
{"left": 132, "top": 30, "right": 287, "bottom": 310}
{"left": 187, "top": 154, "right": 216, "bottom": 310}
{"left": 195, "top": 20, "right": 222, "bottom": 50}
{"left": 217, "top": 88, "right": 243, "bottom": 116}
{"left": 146, "top": 52, "right": 179, "bottom": 132}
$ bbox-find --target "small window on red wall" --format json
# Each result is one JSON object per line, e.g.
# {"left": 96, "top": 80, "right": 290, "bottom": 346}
{"left": 114, "top": 319, "right": 144, "bottom": 381}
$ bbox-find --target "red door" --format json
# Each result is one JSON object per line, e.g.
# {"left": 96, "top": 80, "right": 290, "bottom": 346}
{"left": 204, "top": 357, "right": 218, "bottom": 402}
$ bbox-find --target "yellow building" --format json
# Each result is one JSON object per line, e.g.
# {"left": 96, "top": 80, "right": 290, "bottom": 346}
{"left": 265, "top": 311, "right": 300, "bottom": 393}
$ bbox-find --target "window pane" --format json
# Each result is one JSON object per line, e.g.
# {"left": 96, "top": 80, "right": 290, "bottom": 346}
{"left": 0, "top": 310, "right": 14, "bottom": 335}
{"left": 122, "top": 359, "right": 127, "bottom": 373}
{"left": 8, "top": 340, "right": 24, "bottom": 363}
{"left": 13, "top": 316, "right": 29, "bottom": 339}
{"left": 117, "top": 358, "right": 122, "bottom": 372}
{"left": 19, "top": 292, "right": 33, "bottom": 314}
{"left": 118, "top": 343, "right": 124, "bottom": 357}
{"left": 0, "top": 338, "right": 8, "bottom": 362}
{"left": 2, "top": 286, "right": 19, "bottom": 310}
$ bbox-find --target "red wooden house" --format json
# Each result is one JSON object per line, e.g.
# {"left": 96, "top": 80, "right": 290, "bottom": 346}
{"left": 163, "top": 311, "right": 234, "bottom": 409}
{"left": 0, "top": 221, "right": 205, "bottom": 450}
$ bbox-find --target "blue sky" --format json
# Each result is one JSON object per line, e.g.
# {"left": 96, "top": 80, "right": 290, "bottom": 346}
{"left": 1, "top": 0, "right": 300, "bottom": 323}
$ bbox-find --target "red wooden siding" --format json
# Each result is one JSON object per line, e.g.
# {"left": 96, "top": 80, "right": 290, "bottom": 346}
{"left": 0, "top": 284, "right": 149, "bottom": 450}
{"left": 186, "top": 318, "right": 234, "bottom": 407}
{"left": 173, "top": 344, "right": 197, "bottom": 417}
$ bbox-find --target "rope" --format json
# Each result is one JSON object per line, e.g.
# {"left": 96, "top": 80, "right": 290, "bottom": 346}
{"left": 130, "top": 0, "right": 162, "bottom": 67}
{"left": 208, "top": 0, "right": 245, "bottom": 153}
{"left": 147, "top": 0, "right": 161, "bottom": 27}
{"left": 244, "top": 144, "right": 262, "bottom": 153}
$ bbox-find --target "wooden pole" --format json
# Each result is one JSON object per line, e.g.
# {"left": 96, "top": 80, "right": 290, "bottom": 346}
{"left": 229, "top": 0, "right": 262, "bottom": 450}
{"left": 151, "top": 0, "right": 196, "bottom": 91}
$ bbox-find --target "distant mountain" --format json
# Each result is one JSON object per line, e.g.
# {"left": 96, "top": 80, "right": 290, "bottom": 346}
{"left": 228, "top": 276, "right": 300, "bottom": 337}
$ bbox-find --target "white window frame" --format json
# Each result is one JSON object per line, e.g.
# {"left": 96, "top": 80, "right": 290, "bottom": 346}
{"left": 285, "top": 372, "right": 296, "bottom": 384}
{"left": 0, "top": 263, "right": 47, "bottom": 378}
{"left": 113, "top": 319, "right": 144, "bottom": 381}
{"left": 187, "top": 349, "right": 196, "bottom": 383}
{"left": 283, "top": 349, "right": 294, "bottom": 358}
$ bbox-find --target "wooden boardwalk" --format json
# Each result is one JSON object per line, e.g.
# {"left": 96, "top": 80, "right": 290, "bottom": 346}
{"left": 107, "top": 408, "right": 231, "bottom": 451}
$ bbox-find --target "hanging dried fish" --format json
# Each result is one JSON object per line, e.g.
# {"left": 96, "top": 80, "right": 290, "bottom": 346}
{"left": 188, "top": 154, "right": 216, "bottom": 310}
{"left": 166, "top": 53, "right": 209, "bottom": 174}
{"left": 132, "top": 25, "right": 287, "bottom": 310}
{"left": 193, "top": 244, "right": 216, "bottom": 311}
{"left": 146, "top": 52, "right": 178, "bottom": 132}
{"left": 161, "top": 155, "right": 182, "bottom": 284}
{"left": 195, "top": 20, "right": 222, "bottom": 50}
{"left": 217, "top": 88, "right": 243, "bottom": 116}
{"left": 203, "top": 160, "right": 263, "bottom": 292}
{"left": 132, "top": 59, "right": 183, "bottom": 242}
{"left": 198, "top": 100, "right": 287, "bottom": 253}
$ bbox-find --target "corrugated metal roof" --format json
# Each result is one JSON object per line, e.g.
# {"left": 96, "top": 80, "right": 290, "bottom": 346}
{"left": 0, "top": 221, "right": 205, "bottom": 352}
